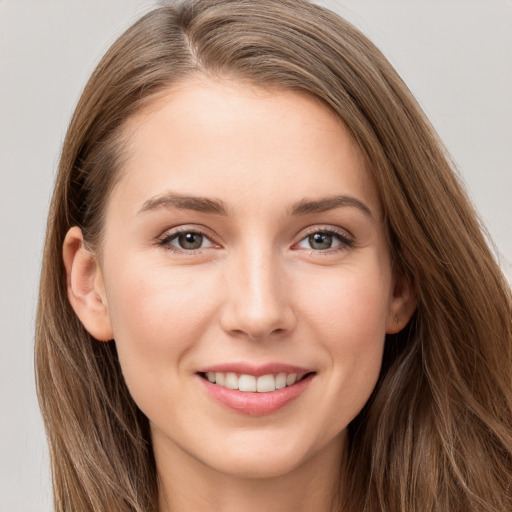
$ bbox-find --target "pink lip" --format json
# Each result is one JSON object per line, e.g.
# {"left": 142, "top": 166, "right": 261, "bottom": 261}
{"left": 197, "top": 362, "right": 312, "bottom": 377}
{"left": 197, "top": 367, "right": 315, "bottom": 416}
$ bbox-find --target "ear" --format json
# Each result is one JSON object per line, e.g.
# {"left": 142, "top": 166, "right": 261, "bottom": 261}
{"left": 62, "top": 226, "right": 114, "bottom": 341}
{"left": 386, "top": 272, "right": 417, "bottom": 334}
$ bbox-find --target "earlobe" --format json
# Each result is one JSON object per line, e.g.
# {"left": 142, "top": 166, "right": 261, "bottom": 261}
{"left": 63, "top": 226, "right": 114, "bottom": 342}
{"left": 386, "top": 273, "right": 417, "bottom": 334}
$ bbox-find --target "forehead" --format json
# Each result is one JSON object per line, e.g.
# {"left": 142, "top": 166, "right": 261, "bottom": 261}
{"left": 111, "top": 78, "right": 381, "bottom": 218}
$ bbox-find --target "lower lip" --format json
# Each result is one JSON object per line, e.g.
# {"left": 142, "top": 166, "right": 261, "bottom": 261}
{"left": 198, "top": 374, "right": 314, "bottom": 416}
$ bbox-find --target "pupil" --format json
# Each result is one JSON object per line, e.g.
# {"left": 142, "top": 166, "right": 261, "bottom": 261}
{"left": 179, "top": 232, "right": 203, "bottom": 249}
{"left": 309, "top": 233, "right": 332, "bottom": 250}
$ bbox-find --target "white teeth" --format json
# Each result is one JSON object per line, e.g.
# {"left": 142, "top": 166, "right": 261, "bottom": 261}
{"left": 224, "top": 372, "right": 239, "bottom": 390}
{"left": 256, "top": 374, "right": 276, "bottom": 392}
{"left": 204, "top": 371, "right": 310, "bottom": 392}
{"left": 286, "top": 373, "right": 297, "bottom": 386}
{"left": 275, "top": 372, "right": 287, "bottom": 389}
{"left": 238, "top": 374, "right": 257, "bottom": 392}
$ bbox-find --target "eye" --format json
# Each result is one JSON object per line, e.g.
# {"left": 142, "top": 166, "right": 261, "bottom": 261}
{"left": 160, "top": 230, "right": 217, "bottom": 251}
{"left": 295, "top": 229, "right": 352, "bottom": 251}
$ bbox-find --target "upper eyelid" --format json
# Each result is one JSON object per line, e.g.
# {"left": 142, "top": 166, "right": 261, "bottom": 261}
{"left": 158, "top": 225, "right": 218, "bottom": 241}
{"left": 296, "top": 224, "right": 353, "bottom": 240}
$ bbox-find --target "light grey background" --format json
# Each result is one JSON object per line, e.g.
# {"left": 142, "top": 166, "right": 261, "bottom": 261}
{"left": 1, "top": 1, "right": 510, "bottom": 510}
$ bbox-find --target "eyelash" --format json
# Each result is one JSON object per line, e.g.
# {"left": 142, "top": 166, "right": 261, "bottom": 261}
{"left": 157, "top": 226, "right": 219, "bottom": 254}
{"left": 294, "top": 226, "right": 354, "bottom": 254}
{"left": 156, "top": 226, "right": 354, "bottom": 254}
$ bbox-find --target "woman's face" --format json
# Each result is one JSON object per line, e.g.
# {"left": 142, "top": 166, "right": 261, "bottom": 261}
{"left": 89, "top": 80, "right": 408, "bottom": 478}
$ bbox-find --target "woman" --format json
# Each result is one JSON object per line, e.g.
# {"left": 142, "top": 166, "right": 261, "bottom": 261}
{"left": 35, "top": 0, "right": 512, "bottom": 510}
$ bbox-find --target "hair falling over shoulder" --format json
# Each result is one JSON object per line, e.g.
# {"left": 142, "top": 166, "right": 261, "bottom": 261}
{"left": 35, "top": 1, "right": 512, "bottom": 510}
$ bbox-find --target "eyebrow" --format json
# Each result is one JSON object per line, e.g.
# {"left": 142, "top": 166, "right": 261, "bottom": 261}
{"left": 138, "top": 192, "right": 373, "bottom": 218}
{"left": 138, "top": 193, "right": 229, "bottom": 216}
{"left": 289, "top": 195, "right": 373, "bottom": 218}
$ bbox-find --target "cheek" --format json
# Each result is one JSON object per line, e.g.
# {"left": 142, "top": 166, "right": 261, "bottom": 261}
{"left": 324, "top": 275, "right": 388, "bottom": 381}
{"left": 302, "top": 260, "right": 391, "bottom": 342}
{"left": 103, "top": 258, "right": 219, "bottom": 403}
{"left": 107, "top": 253, "right": 218, "bottom": 331}
{"left": 298, "top": 260, "right": 391, "bottom": 418}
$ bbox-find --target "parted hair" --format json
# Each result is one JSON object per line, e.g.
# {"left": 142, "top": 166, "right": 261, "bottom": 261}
{"left": 35, "top": 1, "right": 512, "bottom": 510}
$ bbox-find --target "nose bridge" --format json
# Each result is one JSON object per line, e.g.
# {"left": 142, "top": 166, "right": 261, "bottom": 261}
{"left": 221, "top": 242, "right": 293, "bottom": 339}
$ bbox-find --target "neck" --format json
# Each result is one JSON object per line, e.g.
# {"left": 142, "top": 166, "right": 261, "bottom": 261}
{"left": 155, "top": 432, "right": 347, "bottom": 512}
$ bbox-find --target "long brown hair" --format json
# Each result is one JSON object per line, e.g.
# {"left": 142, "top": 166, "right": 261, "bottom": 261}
{"left": 35, "top": 1, "right": 512, "bottom": 510}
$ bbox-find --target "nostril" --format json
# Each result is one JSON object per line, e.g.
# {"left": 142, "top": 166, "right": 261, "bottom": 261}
{"left": 246, "top": 327, "right": 287, "bottom": 341}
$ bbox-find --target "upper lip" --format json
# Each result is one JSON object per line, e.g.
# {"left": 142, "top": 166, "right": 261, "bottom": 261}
{"left": 197, "top": 362, "right": 314, "bottom": 377}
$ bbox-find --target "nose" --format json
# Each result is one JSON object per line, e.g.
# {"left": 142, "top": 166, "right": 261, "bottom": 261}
{"left": 219, "top": 248, "right": 296, "bottom": 340}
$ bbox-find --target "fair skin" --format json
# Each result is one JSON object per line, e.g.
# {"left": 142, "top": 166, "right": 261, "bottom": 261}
{"left": 64, "top": 79, "right": 416, "bottom": 512}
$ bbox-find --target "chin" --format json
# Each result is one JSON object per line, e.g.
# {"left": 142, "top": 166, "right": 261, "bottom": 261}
{"left": 207, "top": 449, "right": 307, "bottom": 480}
{"left": 198, "top": 428, "right": 340, "bottom": 480}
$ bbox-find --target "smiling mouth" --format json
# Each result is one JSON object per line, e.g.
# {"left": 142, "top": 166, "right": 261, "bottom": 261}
{"left": 199, "top": 371, "right": 313, "bottom": 393}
